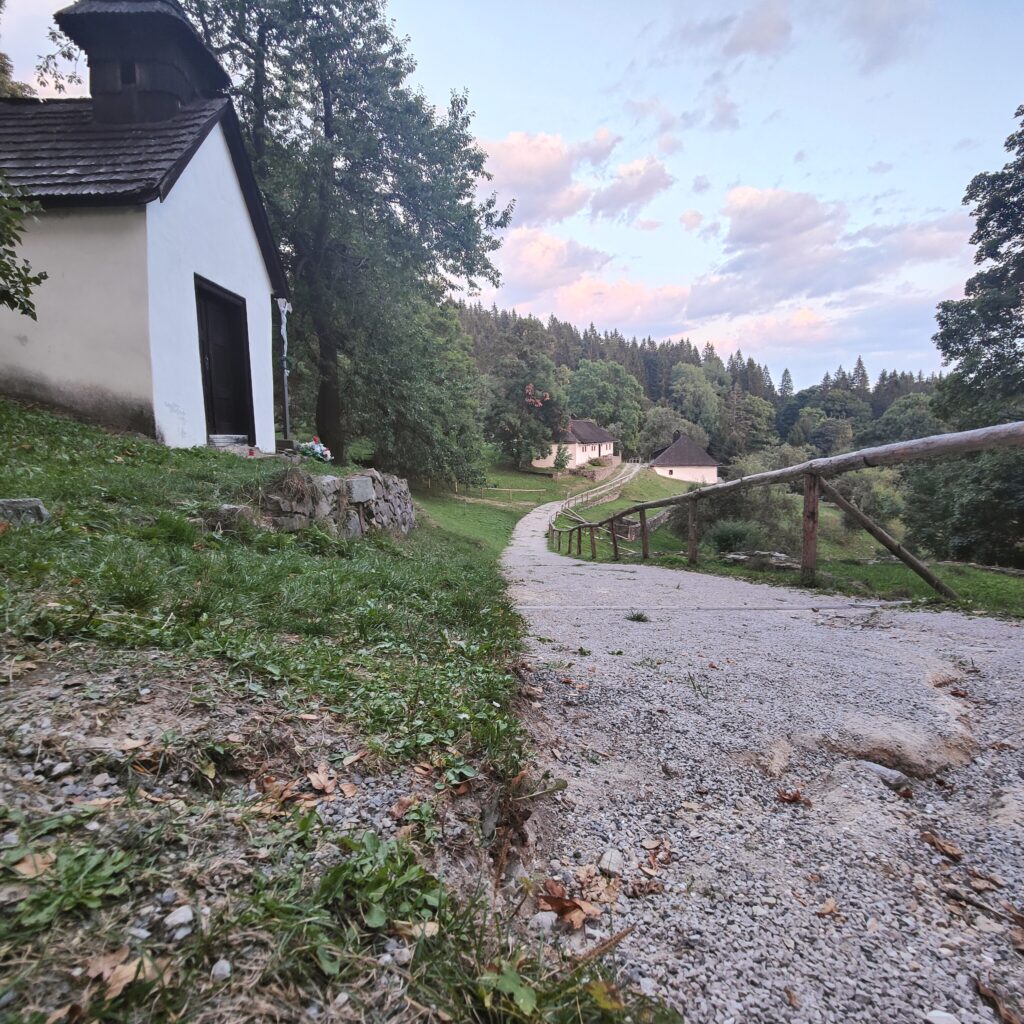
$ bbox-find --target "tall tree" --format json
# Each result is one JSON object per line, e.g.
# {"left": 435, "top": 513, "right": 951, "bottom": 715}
{"left": 184, "top": 0, "right": 510, "bottom": 462}
{"left": 932, "top": 103, "right": 1024, "bottom": 427}
{"left": 566, "top": 359, "right": 644, "bottom": 453}
{"left": 778, "top": 368, "right": 794, "bottom": 401}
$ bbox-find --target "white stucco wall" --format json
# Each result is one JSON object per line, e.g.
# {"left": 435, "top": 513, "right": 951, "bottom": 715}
{"left": 146, "top": 122, "right": 275, "bottom": 450}
{"left": 0, "top": 206, "right": 153, "bottom": 431}
{"left": 653, "top": 465, "right": 718, "bottom": 484}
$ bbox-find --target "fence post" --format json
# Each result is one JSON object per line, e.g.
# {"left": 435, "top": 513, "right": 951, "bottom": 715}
{"left": 802, "top": 474, "right": 819, "bottom": 584}
{"left": 688, "top": 500, "right": 699, "bottom": 566}
{"left": 557, "top": 530, "right": 562, "bottom": 552}
{"left": 640, "top": 508, "right": 650, "bottom": 560}
{"left": 590, "top": 526, "right": 597, "bottom": 559}
{"left": 610, "top": 518, "right": 620, "bottom": 560}
{"left": 818, "top": 477, "right": 959, "bottom": 601}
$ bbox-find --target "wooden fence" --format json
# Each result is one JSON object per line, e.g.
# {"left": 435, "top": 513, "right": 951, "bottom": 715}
{"left": 548, "top": 421, "right": 1024, "bottom": 600}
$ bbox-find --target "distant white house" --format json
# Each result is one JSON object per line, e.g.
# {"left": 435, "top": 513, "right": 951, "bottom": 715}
{"left": 649, "top": 434, "right": 719, "bottom": 483}
{"left": 0, "top": 0, "right": 288, "bottom": 451}
{"left": 532, "top": 418, "right": 619, "bottom": 470}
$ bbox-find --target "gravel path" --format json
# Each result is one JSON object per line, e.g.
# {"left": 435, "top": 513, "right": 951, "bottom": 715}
{"left": 503, "top": 501, "right": 1024, "bottom": 1024}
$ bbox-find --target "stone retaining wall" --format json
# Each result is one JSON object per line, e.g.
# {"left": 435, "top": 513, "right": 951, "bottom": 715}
{"left": 261, "top": 468, "right": 415, "bottom": 539}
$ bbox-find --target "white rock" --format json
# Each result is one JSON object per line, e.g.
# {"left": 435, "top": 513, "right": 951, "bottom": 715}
{"left": 529, "top": 911, "right": 558, "bottom": 933}
{"left": 50, "top": 762, "right": 73, "bottom": 778}
{"left": 925, "top": 1013, "right": 960, "bottom": 1024}
{"left": 164, "top": 905, "right": 194, "bottom": 928}
{"left": 858, "top": 760, "right": 912, "bottom": 790}
{"left": 598, "top": 848, "right": 624, "bottom": 877}
{"left": 211, "top": 958, "right": 232, "bottom": 982}
{"left": 91, "top": 773, "right": 114, "bottom": 787}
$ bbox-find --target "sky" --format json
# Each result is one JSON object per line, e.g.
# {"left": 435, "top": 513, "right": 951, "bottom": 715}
{"left": 4, "top": 0, "right": 1023, "bottom": 387}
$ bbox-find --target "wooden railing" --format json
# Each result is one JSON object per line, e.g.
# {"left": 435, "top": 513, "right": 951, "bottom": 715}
{"left": 548, "top": 421, "right": 1024, "bottom": 600}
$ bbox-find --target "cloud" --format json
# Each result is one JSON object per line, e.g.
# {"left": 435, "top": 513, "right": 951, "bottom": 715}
{"left": 547, "top": 276, "right": 690, "bottom": 338}
{"left": 707, "top": 90, "right": 740, "bottom": 131}
{"left": 868, "top": 160, "right": 893, "bottom": 174}
{"left": 723, "top": 0, "right": 792, "bottom": 58}
{"left": 680, "top": 209, "right": 704, "bottom": 232}
{"left": 839, "top": 0, "right": 934, "bottom": 73}
{"left": 687, "top": 185, "right": 970, "bottom": 318}
{"left": 483, "top": 128, "right": 621, "bottom": 227}
{"left": 590, "top": 158, "right": 675, "bottom": 221}
{"left": 494, "top": 228, "right": 611, "bottom": 304}
{"left": 635, "top": 219, "right": 663, "bottom": 231}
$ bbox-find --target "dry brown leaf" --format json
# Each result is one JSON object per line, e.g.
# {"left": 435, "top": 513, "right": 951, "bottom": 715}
{"left": 975, "top": 977, "right": 1023, "bottom": 1024}
{"left": 626, "top": 878, "right": 664, "bottom": 897}
{"left": 86, "top": 946, "right": 131, "bottom": 982}
{"left": 777, "top": 788, "right": 812, "bottom": 807}
{"left": 44, "top": 1005, "right": 84, "bottom": 1024}
{"left": 1010, "top": 928, "right": 1024, "bottom": 953}
{"left": 394, "top": 920, "right": 440, "bottom": 940}
{"left": 105, "top": 955, "right": 165, "bottom": 1001}
{"left": 816, "top": 897, "right": 839, "bottom": 917}
{"left": 784, "top": 987, "right": 801, "bottom": 1009}
{"left": 342, "top": 749, "right": 369, "bottom": 767}
{"left": 390, "top": 796, "right": 417, "bottom": 820}
{"left": 921, "top": 830, "right": 964, "bottom": 862}
{"left": 1004, "top": 903, "right": 1024, "bottom": 928}
{"left": 12, "top": 851, "right": 55, "bottom": 879}
{"left": 339, "top": 782, "right": 357, "bottom": 799}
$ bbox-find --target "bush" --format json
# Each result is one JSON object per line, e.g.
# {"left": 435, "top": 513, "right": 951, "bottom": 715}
{"left": 707, "top": 518, "right": 765, "bottom": 554}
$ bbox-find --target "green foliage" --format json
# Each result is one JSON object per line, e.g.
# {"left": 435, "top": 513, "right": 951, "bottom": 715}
{"left": 932, "top": 103, "right": 1024, "bottom": 428}
{"left": 567, "top": 359, "right": 644, "bottom": 453}
{"left": 638, "top": 406, "right": 709, "bottom": 459}
{"left": 4, "top": 844, "right": 133, "bottom": 937}
{"left": 705, "top": 519, "right": 766, "bottom": 555}
{"left": 552, "top": 443, "right": 571, "bottom": 473}
{"left": 831, "top": 469, "right": 904, "bottom": 531}
{"left": 625, "top": 610, "right": 649, "bottom": 622}
{"left": 903, "top": 451, "right": 1024, "bottom": 567}
{"left": 859, "top": 393, "right": 945, "bottom": 446}
{"left": 669, "top": 363, "right": 722, "bottom": 437}
{"left": 0, "top": 172, "right": 47, "bottom": 318}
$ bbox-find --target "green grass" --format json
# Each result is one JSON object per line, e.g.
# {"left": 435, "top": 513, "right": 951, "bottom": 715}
{"left": 1, "top": 400, "right": 677, "bottom": 1022}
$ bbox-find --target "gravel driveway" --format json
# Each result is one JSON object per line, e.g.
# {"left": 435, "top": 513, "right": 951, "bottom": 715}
{"left": 503, "top": 501, "right": 1024, "bottom": 1024}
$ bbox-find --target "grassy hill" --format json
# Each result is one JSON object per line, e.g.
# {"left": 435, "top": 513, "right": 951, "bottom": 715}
{"left": 0, "top": 401, "right": 667, "bottom": 1023}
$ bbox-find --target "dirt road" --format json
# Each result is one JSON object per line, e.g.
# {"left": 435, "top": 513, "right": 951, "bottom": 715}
{"left": 503, "top": 501, "right": 1023, "bottom": 1024}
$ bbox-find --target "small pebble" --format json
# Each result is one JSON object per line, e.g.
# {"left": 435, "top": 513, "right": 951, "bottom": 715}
{"left": 211, "top": 959, "right": 232, "bottom": 982}
{"left": 164, "top": 905, "right": 194, "bottom": 928}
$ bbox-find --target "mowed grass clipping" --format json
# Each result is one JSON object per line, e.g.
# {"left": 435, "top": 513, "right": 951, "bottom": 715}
{"left": 0, "top": 399, "right": 526, "bottom": 773}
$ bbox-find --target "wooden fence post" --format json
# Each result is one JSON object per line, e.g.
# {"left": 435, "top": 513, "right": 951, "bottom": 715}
{"left": 557, "top": 530, "right": 562, "bottom": 552}
{"left": 801, "top": 474, "right": 819, "bottom": 584}
{"left": 610, "top": 518, "right": 620, "bottom": 560}
{"left": 640, "top": 508, "right": 650, "bottom": 560}
{"left": 590, "top": 526, "right": 597, "bottom": 559}
{"left": 818, "top": 478, "right": 959, "bottom": 601}
{"left": 688, "top": 500, "right": 699, "bottom": 566}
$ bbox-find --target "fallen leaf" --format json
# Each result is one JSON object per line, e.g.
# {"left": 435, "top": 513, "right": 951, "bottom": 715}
{"left": 86, "top": 946, "right": 131, "bottom": 982}
{"left": 626, "top": 878, "right": 664, "bottom": 897}
{"left": 784, "top": 987, "right": 801, "bottom": 1009}
{"left": 390, "top": 796, "right": 417, "bottom": 820}
{"left": 105, "top": 955, "right": 165, "bottom": 1001}
{"left": 0, "top": 522, "right": 9, "bottom": 538}
{"left": 897, "top": 787, "right": 914, "bottom": 800}
{"left": 777, "top": 788, "right": 812, "bottom": 808}
{"left": 339, "top": 782, "right": 357, "bottom": 799}
{"left": 394, "top": 920, "right": 439, "bottom": 940}
{"left": 307, "top": 764, "right": 335, "bottom": 795}
{"left": 1010, "top": 928, "right": 1024, "bottom": 953}
{"left": 921, "top": 831, "right": 964, "bottom": 862}
{"left": 816, "top": 897, "right": 839, "bottom": 917}
{"left": 950, "top": 688, "right": 970, "bottom": 698}
{"left": 975, "top": 977, "right": 1023, "bottom": 1024}
{"left": 342, "top": 749, "right": 369, "bottom": 767}
{"left": 45, "top": 1005, "right": 84, "bottom": 1024}
{"left": 1004, "top": 903, "right": 1024, "bottom": 928}
{"left": 12, "top": 851, "right": 55, "bottom": 879}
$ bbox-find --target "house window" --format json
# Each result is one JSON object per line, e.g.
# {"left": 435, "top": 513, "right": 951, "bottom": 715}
{"left": 120, "top": 62, "right": 137, "bottom": 86}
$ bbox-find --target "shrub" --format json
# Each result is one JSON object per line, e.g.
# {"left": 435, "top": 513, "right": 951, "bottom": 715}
{"left": 707, "top": 518, "right": 765, "bottom": 554}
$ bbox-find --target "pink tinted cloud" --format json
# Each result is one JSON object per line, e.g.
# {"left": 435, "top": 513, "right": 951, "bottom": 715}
{"left": 494, "top": 227, "right": 611, "bottom": 303}
{"left": 590, "top": 158, "right": 675, "bottom": 221}
{"left": 680, "top": 209, "right": 704, "bottom": 231}
{"left": 723, "top": 0, "right": 792, "bottom": 58}
{"left": 548, "top": 275, "right": 690, "bottom": 337}
{"left": 484, "top": 128, "right": 621, "bottom": 227}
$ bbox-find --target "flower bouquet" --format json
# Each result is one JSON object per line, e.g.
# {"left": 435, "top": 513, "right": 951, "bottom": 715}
{"left": 296, "top": 436, "right": 333, "bottom": 463}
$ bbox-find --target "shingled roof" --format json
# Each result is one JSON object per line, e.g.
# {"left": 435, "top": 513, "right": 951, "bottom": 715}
{"left": 649, "top": 434, "right": 718, "bottom": 467}
{"left": 564, "top": 419, "right": 616, "bottom": 444}
{"left": 0, "top": 97, "right": 289, "bottom": 295}
{"left": 55, "top": 0, "right": 230, "bottom": 93}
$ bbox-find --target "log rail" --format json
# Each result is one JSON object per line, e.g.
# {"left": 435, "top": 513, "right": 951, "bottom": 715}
{"left": 548, "top": 421, "right": 1024, "bottom": 600}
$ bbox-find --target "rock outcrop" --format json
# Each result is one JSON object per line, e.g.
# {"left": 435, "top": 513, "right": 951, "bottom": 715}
{"left": 261, "top": 468, "right": 415, "bottom": 539}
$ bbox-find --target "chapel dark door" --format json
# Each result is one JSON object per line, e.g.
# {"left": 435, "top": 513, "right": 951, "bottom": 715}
{"left": 195, "top": 277, "right": 255, "bottom": 443}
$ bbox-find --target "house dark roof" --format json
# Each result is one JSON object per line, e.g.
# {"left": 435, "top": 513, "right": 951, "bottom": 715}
{"left": 55, "top": 0, "right": 230, "bottom": 93}
{"left": 0, "top": 97, "right": 289, "bottom": 295}
{"left": 566, "top": 418, "right": 616, "bottom": 444}
{"left": 649, "top": 434, "right": 718, "bottom": 468}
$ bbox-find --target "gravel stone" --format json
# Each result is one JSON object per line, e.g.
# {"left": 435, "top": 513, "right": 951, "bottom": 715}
{"left": 503, "top": 500, "right": 1024, "bottom": 1023}
{"left": 211, "top": 959, "right": 232, "bottom": 981}
{"left": 163, "top": 905, "right": 194, "bottom": 928}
